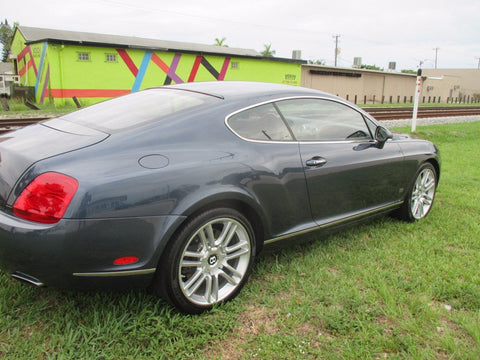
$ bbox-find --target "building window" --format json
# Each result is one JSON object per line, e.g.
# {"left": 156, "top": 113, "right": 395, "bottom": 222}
{"left": 78, "top": 52, "right": 90, "bottom": 61}
{"left": 231, "top": 62, "right": 239, "bottom": 69}
{"left": 106, "top": 53, "right": 117, "bottom": 62}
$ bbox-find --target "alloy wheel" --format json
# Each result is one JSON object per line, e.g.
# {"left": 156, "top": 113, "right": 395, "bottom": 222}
{"left": 410, "top": 167, "right": 436, "bottom": 220}
{"left": 178, "top": 217, "right": 252, "bottom": 306}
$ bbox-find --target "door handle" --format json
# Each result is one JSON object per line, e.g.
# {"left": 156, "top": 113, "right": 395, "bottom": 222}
{"left": 306, "top": 157, "right": 327, "bottom": 167}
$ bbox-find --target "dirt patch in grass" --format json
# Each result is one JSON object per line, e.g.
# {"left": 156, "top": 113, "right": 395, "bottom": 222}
{"left": 375, "top": 314, "right": 395, "bottom": 336}
{"left": 202, "top": 287, "right": 336, "bottom": 359}
{"left": 202, "top": 304, "right": 280, "bottom": 360}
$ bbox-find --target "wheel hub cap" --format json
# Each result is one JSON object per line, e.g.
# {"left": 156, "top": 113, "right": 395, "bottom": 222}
{"left": 208, "top": 254, "right": 218, "bottom": 266}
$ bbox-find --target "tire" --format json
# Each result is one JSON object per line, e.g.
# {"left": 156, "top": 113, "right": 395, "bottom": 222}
{"left": 397, "top": 162, "right": 437, "bottom": 222}
{"left": 154, "top": 208, "right": 256, "bottom": 314}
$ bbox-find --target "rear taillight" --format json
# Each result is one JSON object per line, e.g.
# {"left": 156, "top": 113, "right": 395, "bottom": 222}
{"left": 13, "top": 172, "right": 78, "bottom": 224}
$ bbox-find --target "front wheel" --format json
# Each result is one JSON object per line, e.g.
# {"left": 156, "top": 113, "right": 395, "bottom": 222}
{"left": 154, "top": 208, "right": 256, "bottom": 314}
{"left": 397, "top": 162, "right": 438, "bottom": 222}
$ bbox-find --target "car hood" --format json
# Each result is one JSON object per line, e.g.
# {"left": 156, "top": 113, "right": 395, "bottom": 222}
{"left": 392, "top": 132, "right": 411, "bottom": 140}
{"left": 0, "top": 118, "right": 108, "bottom": 207}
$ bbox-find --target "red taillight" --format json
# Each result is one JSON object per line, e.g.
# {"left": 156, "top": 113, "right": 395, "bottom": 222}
{"left": 113, "top": 256, "right": 139, "bottom": 265}
{"left": 13, "top": 172, "right": 78, "bottom": 224}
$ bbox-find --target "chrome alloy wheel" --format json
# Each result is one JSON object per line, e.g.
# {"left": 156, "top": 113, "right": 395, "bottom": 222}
{"left": 410, "top": 167, "right": 436, "bottom": 220}
{"left": 178, "top": 218, "right": 251, "bottom": 306}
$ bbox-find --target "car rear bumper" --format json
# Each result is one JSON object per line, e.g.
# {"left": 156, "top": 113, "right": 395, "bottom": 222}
{"left": 0, "top": 210, "right": 185, "bottom": 289}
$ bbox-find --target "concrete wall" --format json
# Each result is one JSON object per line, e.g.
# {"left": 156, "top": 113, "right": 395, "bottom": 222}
{"left": 301, "top": 65, "right": 416, "bottom": 104}
{"left": 422, "top": 69, "right": 480, "bottom": 102}
{"left": 302, "top": 65, "right": 480, "bottom": 104}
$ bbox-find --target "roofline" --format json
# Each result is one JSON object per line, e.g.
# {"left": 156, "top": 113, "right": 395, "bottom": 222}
{"left": 24, "top": 37, "right": 307, "bottom": 63}
{"left": 16, "top": 26, "right": 306, "bottom": 64}
{"left": 302, "top": 63, "right": 417, "bottom": 77}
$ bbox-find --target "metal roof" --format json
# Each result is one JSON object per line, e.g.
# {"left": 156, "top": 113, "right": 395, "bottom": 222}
{"left": 17, "top": 26, "right": 263, "bottom": 58}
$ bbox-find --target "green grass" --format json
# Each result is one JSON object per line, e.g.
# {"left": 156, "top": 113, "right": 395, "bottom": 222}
{"left": 1, "top": 122, "right": 479, "bottom": 359}
{"left": 0, "top": 98, "right": 77, "bottom": 117}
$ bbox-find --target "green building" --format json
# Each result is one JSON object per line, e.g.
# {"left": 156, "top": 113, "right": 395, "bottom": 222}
{"left": 10, "top": 26, "right": 304, "bottom": 105}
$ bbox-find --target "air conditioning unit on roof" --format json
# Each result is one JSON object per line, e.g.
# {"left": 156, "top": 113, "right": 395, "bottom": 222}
{"left": 353, "top": 57, "right": 362, "bottom": 68}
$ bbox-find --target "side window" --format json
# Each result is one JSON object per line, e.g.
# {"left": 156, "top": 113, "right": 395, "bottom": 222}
{"left": 227, "top": 103, "right": 293, "bottom": 141}
{"left": 275, "top": 99, "right": 372, "bottom": 141}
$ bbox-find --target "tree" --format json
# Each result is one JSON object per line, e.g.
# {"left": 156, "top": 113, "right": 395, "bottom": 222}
{"left": 0, "top": 19, "right": 15, "bottom": 62}
{"left": 261, "top": 44, "right": 276, "bottom": 57}
{"left": 213, "top": 37, "right": 228, "bottom": 47}
{"left": 308, "top": 59, "right": 326, "bottom": 65}
{"left": 360, "top": 64, "right": 383, "bottom": 71}
{"left": 401, "top": 69, "right": 417, "bottom": 74}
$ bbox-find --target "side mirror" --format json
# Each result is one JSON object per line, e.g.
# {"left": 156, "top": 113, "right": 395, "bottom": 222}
{"left": 375, "top": 126, "right": 393, "bottom": 148}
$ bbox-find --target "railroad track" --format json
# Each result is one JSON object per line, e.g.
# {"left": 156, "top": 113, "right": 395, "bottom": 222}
{"left": 364, "top": 106, "right": 480, "bottom": 120}
{"left": 1, "top": 106, "right": 480, "bottom": 133}
{"left": 0, "top": 117, "right": 51, "bottom": 134}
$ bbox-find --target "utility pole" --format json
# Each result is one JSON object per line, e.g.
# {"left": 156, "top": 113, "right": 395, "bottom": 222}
{"left": 476, "top": 57, "right": 480, "bottom": 70}
{"left": 433, "top": 47, "right": 440, "bottom": 69}
{"left": 333, "top": 34, "right": 340, "bottom": 67}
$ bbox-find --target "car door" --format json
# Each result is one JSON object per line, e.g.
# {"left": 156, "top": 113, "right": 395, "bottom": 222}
{"left": 226, "top": 102, "right": 314, "bottom": 238}
{"left": 275, "top": 98, "right": 406, "bottom": 225}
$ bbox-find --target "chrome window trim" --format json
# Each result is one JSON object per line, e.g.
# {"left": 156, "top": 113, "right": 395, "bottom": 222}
{"left": 225, "top": 95, "right": 376, "bottom": 145}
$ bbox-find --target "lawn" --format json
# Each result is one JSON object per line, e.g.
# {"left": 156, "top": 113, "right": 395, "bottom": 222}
{"left": 1, "top": 122, "right": 479, "bottom": 359}
{"left": 0, "top": 98, "right": 78, "bottom": 116}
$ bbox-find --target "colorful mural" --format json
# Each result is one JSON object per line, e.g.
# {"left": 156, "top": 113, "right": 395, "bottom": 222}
{"left": 10, "top": 28, "right": 303, "bottom": 105}
{"left": 13, "top": 34, "right": 52, "bottom": 103}
{"left": 115, "top": 50, "right": 231, "bottom": 90}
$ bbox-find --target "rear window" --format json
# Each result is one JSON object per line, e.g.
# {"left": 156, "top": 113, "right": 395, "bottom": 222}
{"left": 60, "top": 88, "right": 218, "bottom": 132}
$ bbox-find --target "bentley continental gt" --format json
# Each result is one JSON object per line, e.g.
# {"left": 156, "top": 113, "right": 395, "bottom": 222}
{"left": 0, "top": 81, "right": 440, "bottom": 313}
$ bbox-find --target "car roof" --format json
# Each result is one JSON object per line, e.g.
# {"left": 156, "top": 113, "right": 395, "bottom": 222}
{"left": 164, "top": 81, "right": 335, "bottom": 102}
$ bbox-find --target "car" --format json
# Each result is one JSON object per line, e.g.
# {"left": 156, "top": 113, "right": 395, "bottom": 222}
{"left": 0, "top": 81, "right": 439, "bottom": 313}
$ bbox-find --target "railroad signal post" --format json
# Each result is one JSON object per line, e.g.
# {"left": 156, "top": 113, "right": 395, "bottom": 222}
{"left": 412, "top": 68, "right": 423, "bottom": 132}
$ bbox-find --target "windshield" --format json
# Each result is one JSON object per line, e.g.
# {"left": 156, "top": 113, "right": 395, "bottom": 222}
{"left": 60, "top": 88, "right": 218, "bottom": 133}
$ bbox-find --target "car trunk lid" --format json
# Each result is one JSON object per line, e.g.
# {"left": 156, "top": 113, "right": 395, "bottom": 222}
{"left": 0, "top": 119, "right": 108, "bottom": 207}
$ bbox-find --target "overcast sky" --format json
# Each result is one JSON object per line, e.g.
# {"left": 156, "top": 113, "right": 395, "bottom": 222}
{"left": 2, "top": 0, "right": 479, "bottom": 70}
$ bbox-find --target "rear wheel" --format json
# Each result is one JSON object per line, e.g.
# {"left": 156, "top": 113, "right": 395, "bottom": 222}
{"left": 154, "top": 208, "right": 255, "bottom": 314}
{"left": 398, "top": 162, "right": 437, "bottom": 222}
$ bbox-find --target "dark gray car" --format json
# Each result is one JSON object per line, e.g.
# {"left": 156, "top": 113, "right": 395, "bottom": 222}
{"left": 0, "top": 81, "right": 440, "bottom": 313}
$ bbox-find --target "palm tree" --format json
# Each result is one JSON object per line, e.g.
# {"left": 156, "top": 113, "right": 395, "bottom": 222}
{"left": 214, "top": 37, "right": 228, "bottom": 47}
{"left": 261, "top": 44, "right": 276, "bottom": 57}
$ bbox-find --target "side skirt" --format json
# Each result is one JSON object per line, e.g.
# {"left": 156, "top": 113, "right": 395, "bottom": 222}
{"left": 264, "top": 201, "right": 403, "bottom": 245}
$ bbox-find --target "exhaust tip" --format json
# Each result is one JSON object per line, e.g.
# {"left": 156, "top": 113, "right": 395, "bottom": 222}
{"left": 12, "top": 272, "right": 45, "bottom": 287}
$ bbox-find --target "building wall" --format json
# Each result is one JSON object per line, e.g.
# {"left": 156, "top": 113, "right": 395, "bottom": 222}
{"left": 11, "top": 33, "right": 50, "bottom": 103}
{"left": 382, "top": 74, "right": 415, "bottom": 101}
{"left": 10, "top": 30, "right": 302, "bottom": 105}
{"left": 302, "top": 65, "right": 480, "bottom": 104}
{"left": 11, "top": 27, "right": 480, "bottom": 106}
{"left": 302, "top": 65, "right": 419, "bottom": 104}
{"left": 422, "top": 69, "right": 480, "bottom": 102}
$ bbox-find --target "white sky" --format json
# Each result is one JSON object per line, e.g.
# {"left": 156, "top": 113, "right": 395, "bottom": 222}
{"left": 2, "top": 0, "right": 479, "bottom": 70}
